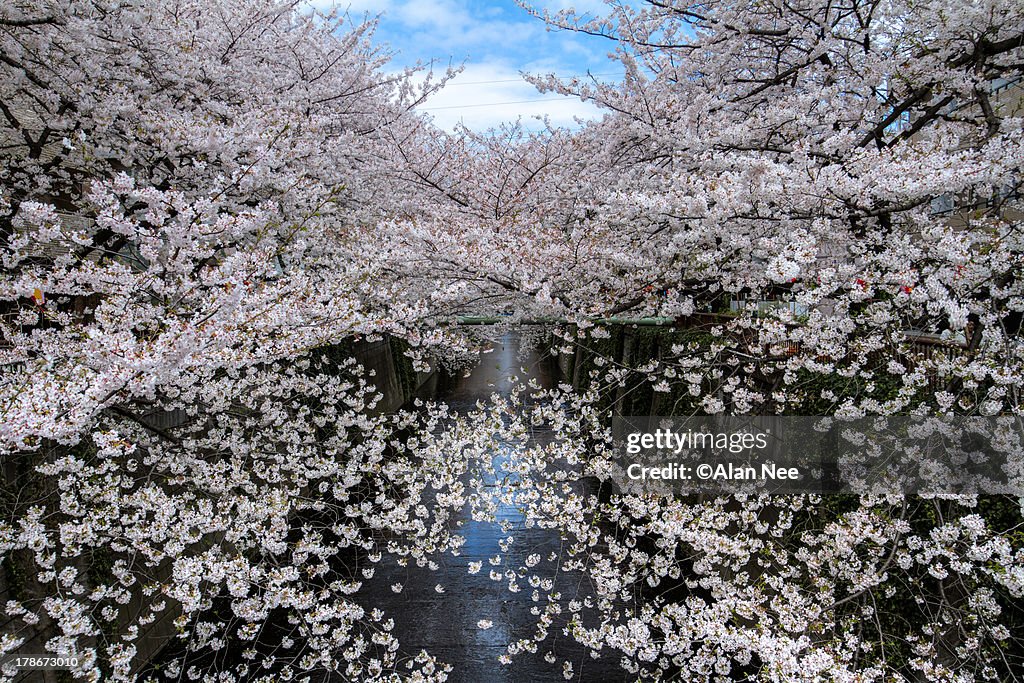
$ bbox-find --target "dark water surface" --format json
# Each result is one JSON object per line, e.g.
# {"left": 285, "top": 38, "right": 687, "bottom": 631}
{"left": 141, "top": 336, "right": 627, "bottom": 683}
{"left": 349, "top": 334, "right": 628, "bottom": 683}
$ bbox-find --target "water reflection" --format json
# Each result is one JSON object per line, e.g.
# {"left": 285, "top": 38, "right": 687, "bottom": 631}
{"left": 351, "top": 334, "right": 626, "bottom": 683}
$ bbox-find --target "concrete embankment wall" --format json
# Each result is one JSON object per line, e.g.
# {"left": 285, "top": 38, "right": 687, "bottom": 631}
{"left": 352, "top": 337, "right": 439, "bottom": 414}
{"left": 551, "top": 325, "right": 681, "bottom": 417}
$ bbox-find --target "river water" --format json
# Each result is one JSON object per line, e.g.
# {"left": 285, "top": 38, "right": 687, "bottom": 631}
{"left": 351, "top": 334, "right": 627, "bottom": 683}
{"left": 141, "top": 335, "right": 628, "bottom": 682}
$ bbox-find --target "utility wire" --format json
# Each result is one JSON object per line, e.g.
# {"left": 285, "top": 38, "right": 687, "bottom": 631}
{"left": 421, "top": 97, "right": 579, "bottom": 111}
{"left": 444, "top": 72, "right": 620, "bottom": 86}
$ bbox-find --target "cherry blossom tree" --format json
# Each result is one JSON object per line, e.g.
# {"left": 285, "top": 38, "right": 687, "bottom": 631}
{"left": 460, "top": 1, "right": 1024, "bottom": 680}
{"left": 1, "top": 0, "right": 1023, "bottom": 681}
{"left": 0, "top": 1, "right": 479, "bottom": 680}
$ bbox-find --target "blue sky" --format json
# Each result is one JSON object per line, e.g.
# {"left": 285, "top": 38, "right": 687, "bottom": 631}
{"left": 307, "top": 1, "right": 623, "bottom": 130}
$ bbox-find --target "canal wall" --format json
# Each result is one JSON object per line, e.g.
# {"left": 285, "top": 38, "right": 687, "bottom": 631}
{"left": 352, "top": 336, "right": 439, "bottom": 414}
{"left": 552, "top": 324, "right": 715, "bottom": 417}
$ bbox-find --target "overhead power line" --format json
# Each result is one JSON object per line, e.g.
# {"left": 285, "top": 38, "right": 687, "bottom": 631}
{"left": 445, "top": 72, "right": 620, "bottom": 87}
{"left": 420, "top": 97, "right": 579, "bottom": 111}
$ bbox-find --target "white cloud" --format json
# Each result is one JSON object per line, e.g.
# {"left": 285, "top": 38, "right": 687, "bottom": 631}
{"left": 345, "top": 0, "right": 393, "bottom": 11}
{"left": 304, "top": 0, "right": 393, "bottom": 13}
{"left": 305, "top": 1, "right": 617, "bottom": 130}
{"left": 415, "top": 61, "right": 602, "bottom": 131}
{"left": 381, "top": 0, "right": 542, "bottom": 59}
{"left": 531, "top": 0, "right": 610, "bottom": 15}
{"left": 393, "top": 0, "right": 464, "bottom": 28}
